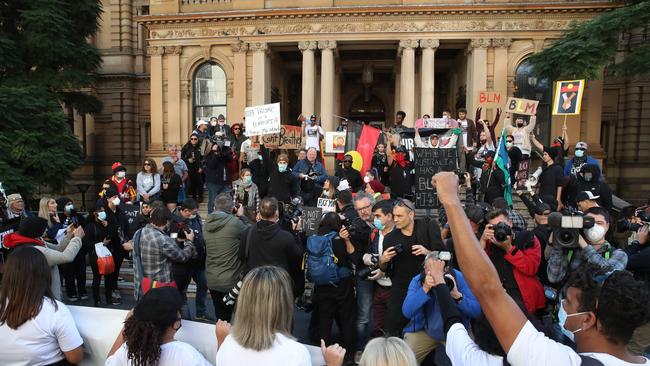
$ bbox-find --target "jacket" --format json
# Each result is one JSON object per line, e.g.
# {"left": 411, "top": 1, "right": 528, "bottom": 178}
{"left": 204, "top": 211, "right": 249, "bottom": 292}
{"left": 260, "top": 144, "right": 299, "bottom": 203}
{"left": 240, "top": 220, "right": 303, "bottom": 274}
{"left": 402, "top": 269, "right": 481, "bottom": 340}
{"left": 181, "top": 142, "right": 203, "bottom": 171}
{"left": 293, "top": 159, "right": 327, "bottom": 193}
{"left": 564, "top": 155, "right": 601, "bottom": 178}
{"left": 565, "top": 164, "right": 612, "bottom": 210}
{"left": 336, "top": 168, "right": 363, "bottom": 192}
{"left": 171, "top": 208, "right": 206, "bottom": 267}
{"left": 136, "top": 172, "right": 161, "bottom": 201}
{"left": 232, "top": 179, "right": 260, "bottom": 212}
{"left": 547, "top": 242, "right": 628, "bottom": 285}
{"left": 204, "top": 149, "right": 232, "bottom": 185}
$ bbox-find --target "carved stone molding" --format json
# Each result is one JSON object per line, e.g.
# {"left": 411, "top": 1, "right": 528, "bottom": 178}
{"left": 146, "top": 46, "right": 165, "bottom": 56}
{"left": 248, "top": 42, "right": 268, "bottom": 52}
{"left": 399, "top": 39, "right": 419, "bottom": 53}
{"left": 492, "top": 38, "right": 512, "bottom": 48}
{"left": 164, "top": 46, "right": 182, "bottom": 55}
{"left": 298, "top": 40, "right": 318, "bottom": 52}
{"left": 230, "top": 42, "right": 248, "bottom": 53}
{"left": 419, "top": 39, "right": 440, "bottom": 50}
{"left": 227, "top": 80, "right": 234, "bottom": 98}
{"left": 317, "top": 40, "right": 337, "bottom": 50}
{"left": 181, "top": 80, "right": 190, "bottom": 99}
{"left": 469, "top": 38, "right": 491, "bottom": 50}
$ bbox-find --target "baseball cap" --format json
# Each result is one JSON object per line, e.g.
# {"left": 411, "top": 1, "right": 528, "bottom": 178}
{"left": 576, "top": 191, "right": 600, "bottom": 202}
{"left": 575, "top": 141, "right": 588, "bottom": 150}
{"left": 112, "top": 162, "right": 126, "bottom": 173}
{"left": 196, "top": 120, "right": 207, "bottom": 127}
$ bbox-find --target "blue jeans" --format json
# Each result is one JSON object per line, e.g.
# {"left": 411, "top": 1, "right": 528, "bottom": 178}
{"left": 193, "top": 267, "right": 208, "bottom": 317}
{"left": 207, "top": 183, "right": 229, "bottom": 214}
{"left": 356, "top": 278, "right": 374, "bottom": 350}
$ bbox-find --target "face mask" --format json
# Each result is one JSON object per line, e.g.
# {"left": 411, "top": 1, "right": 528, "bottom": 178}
{"left": 517, "top": 121, "right": 525, "bottom": 127}
{"left": 97, "top": 211, "right": 107, "bottom": 221}
{"left": 585, "top": 224, "right": 606, "bottom": 243}
{"left": 65, "top": 204, "right": 74, "bottom": 213}
{"left": 112, "top": 197, "right": 121, "bottom": 206}
{"left": 558, "top": 299, "right": 588, "bottom": 342}
{"left": 117, "top": 171, "right": 126, "bottom": 179}
{"left": 218, "top": 120, "right": 225, "bottom": 125}
{"left": 243, "top": 176, "right": 252, "bottom": 185}
{"left": 210, "top": 121, "right": 217, "bottom": 126}
{"left": 278, "top": 163, "right": 288, "bottom": 173}
{"left": 373, "top": 218, "right": 385, "bottom": 231}
{"left": 575, "top": 149, "right": 585, "bottom": 158}
{"left": 258, "top": 155, "right": 263, "bottom": 161}
{"left": 364, "top": 176, "right": 371, "bottom": 183}
{"left": 506, "top": 142, "right": 513, "bottom": 149}
{"left": 189, "top": 214, "right": 197, "bottom": 220}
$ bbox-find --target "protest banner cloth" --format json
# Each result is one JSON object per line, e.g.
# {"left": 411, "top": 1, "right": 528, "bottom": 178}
{"left": 413, "top": 148, "right": 458, "bottom": 208}
{"left": 505, "top": 97, "right": 539, "bottom": 116}
{"left": 317, "top": 198, "right": 336, "bottom": 213}
{"left": 301, "top": 206, "right": 322, "bottom": 236}
{"left": 552, "top": 80, "right": 585, "bottom": 115}
{"left": 325, "top": 132, "right": 346, "bottom": 153}
{"left": 478, "top": 91, "right": 503, "bottom": 109}
{"left": 515, "top": 160, "right": 531, "bottom": 191}
{"left": 251, "top": 125, "right": 302, "bottom": 149}
{"left": 415, "top": 118, "right": 457, "bottom": 129}
{"left": 244, "top": 102, "right": 281, "bottom": 137}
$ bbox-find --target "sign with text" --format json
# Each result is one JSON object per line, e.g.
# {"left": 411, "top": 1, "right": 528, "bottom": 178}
{"left": 515, "top": 160, "right": 530, "bottom": 191}
{"left": 251, "top": 125, "right": 302, "bottom": 149}
{"left": 301, "top": 207, "right": 323, "bottom": 236}
{"left": 478, "top": 91, "right": 503, "bottom": 109}
{"left": 120, "top": 203, "right": 140, "bottom": 227}
{"left": 505, "top": 97, "right": 539, "bottom": 116}
{"left": 552, "top": 79, "right": 585, "bottom": 115}
{"left": 416, "top": 118, "right": 457, "bottom": 129}
{"left": 0, "top": 217, "right": 21, "bottom": 251}
{"left": 325, "top": 132, "right": 346, "bottom": 153}
{"left": 413, "top": 148, "right": 458, "bottom": 208}
{"left": 244, "top": 102, "right": 281, "bottom": 137}
{"left": 317, "top": 198, "right": 336, "bottom": 213}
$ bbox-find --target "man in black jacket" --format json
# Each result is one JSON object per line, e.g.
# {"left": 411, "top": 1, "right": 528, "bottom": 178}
{"left": 336, "top": 190, "right": 371, "bottom": 249}
{"left": 204, "top": 142, "right": 232, "bottom": 214}
{"left": 336, "top": 155, "right": 363, "bottom": 192}
{"left": 181, "top": 134, "right": 204, "bottom": 203}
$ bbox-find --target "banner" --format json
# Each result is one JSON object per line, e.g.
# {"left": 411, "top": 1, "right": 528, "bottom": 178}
{"left": 415, "top": 118, "right": 457, "bottom": 129}
{"left": 413, "top": 148, "right": 458, "bottom": 208}
{"left": 399, "top": 128, "right": 455, "bottom": 160}
{"left": 244, "top": 102, "right": 281, "bottom": 137}
{"left": 251, "top": 125, "right": 302, "bottom": 149}
{"left": 325, "top": 132, "right": 346, "bottom": 153}
{"left": 317, "top": 198, "right": 336, "bottom": 213}
{"left": 552, "top": 80, "right": 585, "bottom": 115}
{"left": 515, "top": 160, "right": 530, "bottom": 191}
{"left": 478, "top": 91, "right": 503, "bottom": 109}
{"left": 302, "top": 207, "right": 322, "bottom": 236}
{"left": 504, "top": 97, "right": 539, "bottom": 116}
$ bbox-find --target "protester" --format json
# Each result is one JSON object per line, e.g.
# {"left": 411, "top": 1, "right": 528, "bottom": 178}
{"left": 390, "top": 110, "right": 407, "bottom": 135}
{"left": 358, "top": 337, "right": 417, "bottom": 366}
{"left": 0, "top": 246, "right": 84, "bottom": 366}
{"left": 385, "top": 134, "right": 414, "bottom": 200}
{"left": 204, "top": 138, "right": 233, "bottom": 214}
{"left": 303, "top": 114, "right": 324, "bottom": 155}
{"left": 575, "top": 191, "right": 601, "bottom": 213}
{"left": 320, "top": 176, "right": 339, "bottom": 200}
{"left": 163, "top": 145, "right": 189, "bottom": 205}
{"left": 467, "top": 150, "right": 505, "bottom": 204}
{"left": 232, "top": 168, "right": 260, "bottom": 219}
{"left": 204, "top": 193, "right": 249, "bottom": 321}
{"left": 38, "top": 197, "right": 62, "bottom": 242}
{"left": 192, "top": 119, "right": 210, "bottom": 142}
{"left": 536, "top": 146, "right": 565, "bottom": 211}
{"left": 565, "top": 164, "right": 613, "bottom": 210}
{"left": 102, "top": 187, "right": 131, "bottom": 305}
{"left": 294, "top": 148, "right": 327, "bottom": 206}
{"left": 211, "top": 114, "right": 231, "bottom": 140}
{"left": 106, "top": 287, "right": 212, "bottom": 366}
{"left": 336, "top": 154, "right": 363, "bottom": 192}
{"left": 506, "top": 134, "right": 523, "bottom": 186}
{"left": 83, "top": 205, "right": 113, "bottom": 306}
{"left": 159, "top": 161, "right": 182, "bottom": 211}
{"left": 129, "top": 200, "right": 155, "bottom": 237}
{"left": 239, "top": 136, "right": 260, "bottom": 170}
{"left": 456, "top": 107, "right": 478, "bottom": 150}
{"left": 260, "top": 143, "right": 299, "bottom": 204}
{"left": 564, "top": 141, "right": 601, "bottom": 178}
{"left": 371, "top": 143, "right": 390, "bottom": 186}
{"left": 55, "top": 197, "right": 88, "bottom": 302}
{"left": 136, "top": 158, "right": 161, "bottom": 204}
{"left": 181, "top": 134, "right": 204, "bottom": 203}
{"left": 229, "top": 123, "right": 245, "bottom": 156}
{"left": 295, "top": 148, "right": 308, "bottom": 166}
{"left": 5, "top": 193, "right": 32, "bottom": 219}
{"left": 107, "top": 162, "right": 137, "bottom": 204}
{"left": 504, "top": 113, "right": 536, "bottom": 158}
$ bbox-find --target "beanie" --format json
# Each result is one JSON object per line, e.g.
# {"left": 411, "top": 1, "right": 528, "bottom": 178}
{"left": 368, "top": 180, "right": 385, "bottom": 194}
{"left": 105, "top": 186, "right": 119, "bottom": 199}
{"left": 18, "top": 217, "right": 49, "bottom": 239}
{"left": 112, "top": 162, "right": 126, "bottom": 174}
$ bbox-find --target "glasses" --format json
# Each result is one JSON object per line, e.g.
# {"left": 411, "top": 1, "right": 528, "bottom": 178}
{"left": 233, "top": 128, "right": 241, "bottom": 131}
{"left": 506, "top": 140, "right": 513, "bottom": 143}
{"left": 356, "top": 205, "right": 371, "bottom": 212}
{"left": 395, "top": 198, "right": 415, "bottom": 212}
{"left": 144, "top": 163, "right": 151, "bottom": 166}
{"left": 190, "top": 137, "right": 198, "bottom": 140}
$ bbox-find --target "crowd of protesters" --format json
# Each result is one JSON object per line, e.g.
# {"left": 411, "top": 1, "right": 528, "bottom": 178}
{"left": 0, "top": 108, "right": 649, "bottom": 366}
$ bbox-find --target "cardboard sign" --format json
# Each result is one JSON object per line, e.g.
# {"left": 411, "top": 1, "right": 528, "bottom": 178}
{"left": 515, "top": 160, "right": 530, "bottom": 191}
{"left": 325, "top": 132, "right": 346, "bottom": 153}
{"left": 301, "top": 206, "right": 322, "bottom": 236}
{"left": 478, "top": 91, "right": 503, "bottom": 109}
{"left": 505, "top": 97, "right": 539, "bottom": 116}
{"left": 416, "top": 118, "right": 457, "bottom": 129}
{"left": 413, "top": 148, "right": 458, "bottom": 208}
{"left": 552, "top": 80, "right": 585, "bottom": 115}
{"left": 251, "top": 125, "right": 302, "bottom": 149}
{"left": 244, "top": 102, "right": 281, "bottom": 137}
{"left": 317, "top": 198, "right": 336, "bottom": 213}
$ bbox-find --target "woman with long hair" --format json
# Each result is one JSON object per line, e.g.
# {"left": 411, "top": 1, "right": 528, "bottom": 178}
{"left": 231, "top": 168, "right": 259, "bottom": 219}
{"left": 160, "top": 161, "right": 182, "bottom": 211}
{"left": 0, "top": 246, "right": 84, "bottom": 365}
{"left": 136, "top": 158, "right": 161, "bottom": 204}
{"left": 38, "top": 196, "right": 62, "bottom": 241}
{"left": 106, "top": 286, "right": 212, "bottom": 366}
{"left": 359, "top": 337, "right": 417, "bottom": 366}
{"left": 83, "top": 205, "right": 112, "bottom": 307}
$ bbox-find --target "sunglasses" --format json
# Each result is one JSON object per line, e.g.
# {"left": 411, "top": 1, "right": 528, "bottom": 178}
{"left": 233, "top": 128, "right": 241, "bottom": 131}
{"left": 144, "top": 163, "right": 151, "bottom": 166}
{"left": 506, "top": 140, "right": 513, "bottom": 143}
{"left": 395, "top": 198, "right": 415, "bottom": 212}
{"left": 190, "top": 137, "right": 198, "bottom": 140}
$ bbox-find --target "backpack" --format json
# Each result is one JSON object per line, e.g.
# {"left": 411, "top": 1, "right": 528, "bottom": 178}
{"left": 304, "top": 231, "right": 351, "bottom": 285}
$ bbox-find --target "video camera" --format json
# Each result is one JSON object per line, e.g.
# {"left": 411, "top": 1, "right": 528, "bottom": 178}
{"left": 209, "top": 133, "right": 231, "bottom": 150}
{"left": 617, "top": 207, "right": 650, "bottom": 233}
{"left": 169, "top": 221, "right": 192, "bottom": 241}
{"left": 548, "top": 210, "right": 595, "bottom": 248}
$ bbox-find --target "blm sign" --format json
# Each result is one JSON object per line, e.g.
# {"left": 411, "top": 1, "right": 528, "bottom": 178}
{"left": 413, "top": 148, "right": 457, "bottom": 208}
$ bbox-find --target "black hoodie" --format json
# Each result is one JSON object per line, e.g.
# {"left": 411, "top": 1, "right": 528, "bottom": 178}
{"left": 565, "top": 164, "right": 612, "bottom": 210}
{"left": 239, "top": 220, "right": 303, "bottom": 274}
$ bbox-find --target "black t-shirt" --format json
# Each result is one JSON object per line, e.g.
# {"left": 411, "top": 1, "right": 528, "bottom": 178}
{"left": 538, "top": 164, "right": 563, "bottom": 197}
{"left": 382, "top": 229, "right": 423, "bottom": 288}
{"left": 389, "top": 162, "right": 413, "bottom": 196}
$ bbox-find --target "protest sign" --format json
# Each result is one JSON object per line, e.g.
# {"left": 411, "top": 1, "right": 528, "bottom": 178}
{"left": 120, "top": 203, "right": 140, "bottom": 227}
{"left": 302, "top": 206, "right": 322, "bottom": 236}
{"left": 317, "top": 198, "right": 336, "bottom": 213}
{"left": 244, "top": 102, "right": 281, "bottom": 137}
{"left": 251, "top": 125, "right": 302, "bottom": 149}
{"left": 505, "top": 97, "right": 539, "bottom": 116}
{"left": 514, "top": 160, "right": 530, "bottom": 191}
{"left": 0, "top": 217, "right": 20, "bottom": 246}
{"left": 399, "top": 128, "right": 454, "bottom": 160}
{"left": 413, "top": 148, "right": 457, "bottom": 208}
{"left": 416, "top": 118, "right": 456, "bottom": 129}
{"left": 552, "top": 80, "right": 585, "bottom": 115}
{"left": 325, "top": 132, "right": 346, "bottom": 153}
{"left": 478, "top": 91, "right": 503, "bottom": 109}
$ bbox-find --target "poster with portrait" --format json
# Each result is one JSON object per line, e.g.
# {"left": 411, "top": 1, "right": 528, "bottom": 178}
{"left": 325, "top": 132, "right": 346, "bottom": 153}
{"left": 552, "top": 80, "right": 585, "bottom": 115}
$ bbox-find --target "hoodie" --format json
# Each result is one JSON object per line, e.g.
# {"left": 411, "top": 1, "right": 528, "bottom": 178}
{"left": 240, "top": 220, "right": 303, "bottom": 274}
{"left": 565, "top": 164, "right": 612, "bottom": 210}
{"left": 203, "top": 211, "right": 249, "bottom": 292}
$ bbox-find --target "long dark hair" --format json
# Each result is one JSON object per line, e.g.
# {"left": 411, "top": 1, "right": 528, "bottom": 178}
{"left": 0, "top": 246, "right": 55, "bottom": 329}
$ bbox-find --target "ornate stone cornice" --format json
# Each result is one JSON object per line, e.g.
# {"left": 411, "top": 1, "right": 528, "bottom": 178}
{"left": 419, "top": 39, "right": 440, "bottom": 50}
{"left": 248, "top": 42, "right": 268, "bottom": 52}
{"left": 230, "top": 41, "right": 248, "bottom": 53}
{"left": 318, "top": 40, "right": 337, "bottom": 51}
{"left": 399, "top": 39, "right": 419, "bottom": 51}
{"left": 164, "top": 46, "right": 182, "bottom": 55}
{"left": 469, "top": 38, "right": 491, "bottom": 50}
{"left": 298, "top": 40, "right": 318, "bottom": 52}
{"left": 492, "top": 38, "right": 512, "bottom": 48}
{"left": 146, "top": 46, "right": 165, "bottom": 56}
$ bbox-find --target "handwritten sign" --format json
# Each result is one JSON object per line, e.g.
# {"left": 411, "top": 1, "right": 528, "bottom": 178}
{"left": 552, "top": 80, "right": 585, "bottom": 115}
{"left": 120, "top": 203, "right": 140, "bottom": 226}
{"left": 251, "top": 125, "right": 302, "bottom": 149}
{"left": 478, "top": 91, "right": 503, "bottom": 109}
{"left": 505, "top": 97, "right": 539, "bottom": 116}
{"left": 301, "top": 207, "right": 322, "bottom": 236}
{"left": 514, "top": 160, "right": 530, "bottom": 191}
{"left": 416, "top": 118, "right": 457, "bottom": 129}
{"left": 325, "top": 132, "right": 346, "bottom": 153}
{"left": 317, "top": 198, "right": 336, "bottom": 213}
{"left": 413, "top": 148, "right": 457, "bottom": 208}
{"left": 244, "top": 102, "right": 281, "bottom": 137}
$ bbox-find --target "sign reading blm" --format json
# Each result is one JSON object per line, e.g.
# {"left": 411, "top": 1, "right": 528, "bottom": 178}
{"left": 413, "top": 148, "right": 457, "bottom": 208}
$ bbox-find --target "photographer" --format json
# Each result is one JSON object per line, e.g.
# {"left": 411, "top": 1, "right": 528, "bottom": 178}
{"left": 480, "top": 209, "right": 545, "bottom": 315}
{"left": 624, "top": 209, "right": 650, "bottom": 354}
{"left": 402, "top": 252, "right": 480, "bottom": 364}
{"left": 353, "top": 192, "right": 376, "bottom": 359}
{"left": 335, "top": 190, "right": 371, "bottom": 249}
{"left": 293, "top": 147, "right": 327, "bottom": 206}
{"left": 547, "top": 207, "right": 628, "bottom": 285}
{"left": 204, "top": 140, "right": 233, "bottom": 214}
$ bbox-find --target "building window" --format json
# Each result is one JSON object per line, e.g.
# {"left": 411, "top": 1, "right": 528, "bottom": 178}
{"left": 193, "top": 62, "right": 227, "bottom": 122}
{"left": 514, "top": 59, "right": 552, "bottom": 144}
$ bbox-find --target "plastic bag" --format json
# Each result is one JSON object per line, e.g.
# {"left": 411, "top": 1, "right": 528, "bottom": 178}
{"left": 95, "top": 243, "right": 115, "bottom": 275}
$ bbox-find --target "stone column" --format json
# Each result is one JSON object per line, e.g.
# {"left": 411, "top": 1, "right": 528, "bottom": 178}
{"left": 166, "top": 46, "right": 182, "bottom": 146}
{"left": 319, "top": 40, "right": 336, "bottom": 132}
{"left": 231, "top": 42, "right": 248, "bottom": 119}
{"left": 148, "top": 46, "right": 164, "bottom": 151}
{"left": 492, "top": 38, "right": 511, "bottom": 130}
{"left": 399, "top": 40, "right": 418, "bottom": 126}
{"left": 250, "top": 42, "right": 270, "bottom": 106}
{"left": 420, "top": 39, "right": 439, "bottom": 117}
{"left": 299, "top": 41, "right": 318, "bottom": 117}
{"left": 468, "top": 39, "right": 490, "bottom": 114}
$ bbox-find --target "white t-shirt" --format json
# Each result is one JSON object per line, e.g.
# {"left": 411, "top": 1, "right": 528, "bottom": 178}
{"left": 458, "top": 119, "right": 470, "bottom": 149}
{"left": 446, "top": 323, "right": 503, "bottom": 366}
{"left": 304, "top": 125, "right": 324, "bottom": 151}
{"left": 216, "top": 333, "right": 311, "bottom": 366}
{"left": 240, "top": 139, "right": 260, "bottom": 164}
{"left": 0, "top": 298, "right": 83, "bottom": 366}
{"left": 507, "top": 321, "right": 650, "bottom": 366}
{"left": 106, "top": 341, "right": 212, "bottom": 366}
{"left": 376, "top": 230, "right": 393, "bottom": 287}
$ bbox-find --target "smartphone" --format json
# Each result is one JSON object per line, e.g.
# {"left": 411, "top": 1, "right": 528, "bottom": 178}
{"left": 170, "top": 232, "right": 178, "bottom": 239}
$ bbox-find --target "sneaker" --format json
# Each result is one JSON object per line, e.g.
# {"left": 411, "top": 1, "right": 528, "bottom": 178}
{"left": 68, "top": 295, "right": 79, "bottom": 302}
{"left": 110, "top": 296, "right": 122, "bottom": 305}
{"left": 80, "top": 294, "right": 89, "bottom": 300}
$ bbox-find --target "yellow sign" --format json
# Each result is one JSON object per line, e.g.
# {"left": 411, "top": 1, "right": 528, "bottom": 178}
{"left": 552, "top": 80, "right": 585, "bottom": 115}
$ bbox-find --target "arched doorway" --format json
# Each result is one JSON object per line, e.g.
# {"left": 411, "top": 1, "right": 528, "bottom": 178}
{"left": 348, "top": 95, "right": 386, "bottom": 127}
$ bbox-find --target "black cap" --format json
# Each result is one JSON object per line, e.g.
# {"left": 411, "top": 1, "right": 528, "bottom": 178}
{"left": 576, "top": 191, "right": 600, "bottom": 203}
{"left": 134, "top": 287, "right": 183, "bottom": 329}
{"left": 534, "top": 202, "right": 552, "bottom": 215}
{"left": 105, "top": 186, "right": 119, "bottom": 199}
{"left": 18, "top": 217, "right": 49, "bottom": 238}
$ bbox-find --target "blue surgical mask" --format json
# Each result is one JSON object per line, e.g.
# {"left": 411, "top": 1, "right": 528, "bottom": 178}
{"left": 558, "top": 299, "right": 588, "bottom": 342}
{"left": 65, "top": 204, "right": 74, "bottom": 213}
{"left": 243, "top": 176, "right": 252, "bottom": 185}
{"left": 97, "top": 211, "right": 107, "bottom": 221}
{"left": 575, "top": 149, "right": 585, "bottom": 158}
{"left": 373, "top": 218, "right": 385, "bottom": 231}
{"left": 278, "top": 163, "right": 288, "bottom": 173}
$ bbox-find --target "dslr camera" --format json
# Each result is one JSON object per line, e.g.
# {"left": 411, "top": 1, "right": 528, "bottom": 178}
{"left": 284, "top": 197, "right": 304, "bottom": 224}
{"left": 492, "top": 222, "right": 512, "bottom": 242}
{"left": 341, "top": 216, "right": 359, "bottom": 237}
{"left": 356, "top": 254, "right": 379, "bottom": 279}
{"left": 617, "top": 207, "right": 650, "bottom": 233}
{"left": 169, "top": 222, "right": 192, "bottom": 240}
{"left": 426, "top": 251, "right": 456, "bottom": 291}
{"left": 548, "top": 211, "right": 595, "bottom": 248}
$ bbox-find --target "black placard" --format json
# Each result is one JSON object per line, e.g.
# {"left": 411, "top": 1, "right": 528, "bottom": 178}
{"left": 301, "top": 207, "right": 322, "bottom": 236}
{"left": 413, "top": 148, "right": 458, "bottom": 208}
{"left": 120, "top": 203, "right": 140, "bottom": 227}
{"left": 515, "top": 160, "right": 530, "bottom": 191}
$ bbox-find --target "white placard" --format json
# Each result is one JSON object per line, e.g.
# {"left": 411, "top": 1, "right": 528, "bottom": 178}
{"left": 317, "top": 198, "right": 336, "bottom": 213}
{"left": 244, "top": 102, "right": 281, "bottom": 137}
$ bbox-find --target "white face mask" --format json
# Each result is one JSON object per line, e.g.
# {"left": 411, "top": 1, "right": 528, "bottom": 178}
{"left": 585, "top": 223, "right": 606, "bottom": 243}
{"left": 112, "top": 197, "right": 121, "bottom": 206}
{"left": 117, "top": 171, "right": 126, "bottom": 179}
{"left": 189, "top": 214, "right": 197, "bottom": 220}
{"left": 363, "top": 176, "right": 371, "bottom": 183}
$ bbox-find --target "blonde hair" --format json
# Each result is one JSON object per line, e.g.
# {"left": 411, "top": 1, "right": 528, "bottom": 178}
{"left": 37, "top": 197, "right": 56, "bottom": 227}
{"left": 359, "top": 337, "right": 417, "bottom": 366}
{"left": 231, "top": 266, "right": 294, "bottom": 351}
